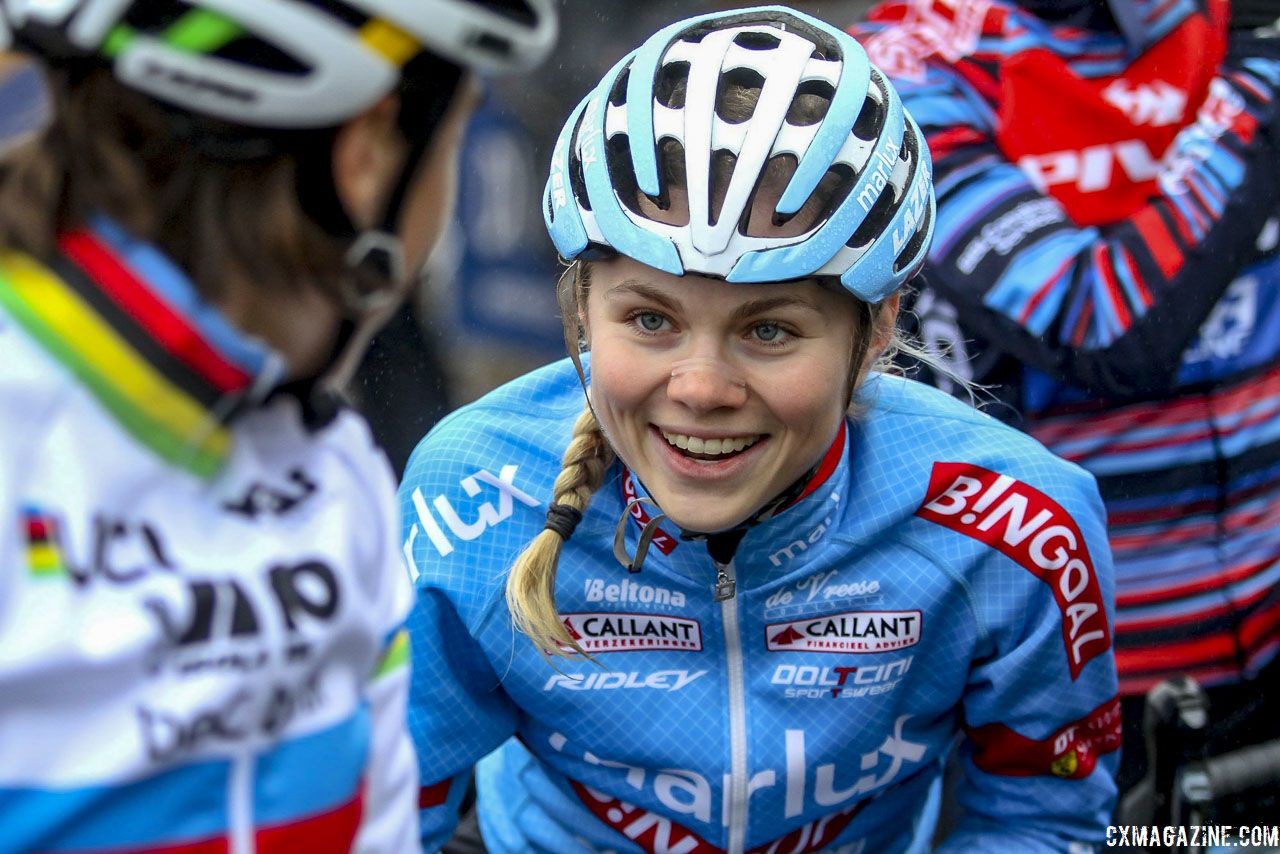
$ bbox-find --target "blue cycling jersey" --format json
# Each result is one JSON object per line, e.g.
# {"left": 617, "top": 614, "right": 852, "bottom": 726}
{"left": 400, "top": 357, "right": 1120, "bottom": 853}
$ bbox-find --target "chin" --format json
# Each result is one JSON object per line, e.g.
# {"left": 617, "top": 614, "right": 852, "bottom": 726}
{"left": 661, "top": 502, "right": 753, "bottom": 535}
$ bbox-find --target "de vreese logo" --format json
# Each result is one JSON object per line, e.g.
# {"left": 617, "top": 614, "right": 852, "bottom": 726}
{"left": 915, "top": 462, "right": 1110, "bottom": 679}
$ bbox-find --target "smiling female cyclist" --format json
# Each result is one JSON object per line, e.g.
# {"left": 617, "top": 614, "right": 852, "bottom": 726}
{"left": 401, "top": 6, "right": 1120, "bottom": 852}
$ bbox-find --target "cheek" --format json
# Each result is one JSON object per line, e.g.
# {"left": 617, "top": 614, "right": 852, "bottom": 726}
{"left": 764, "top": 360, "right": 850, "bottom": 430}
{"left": 588, "top": 338, "right": 653, "bottom": 425}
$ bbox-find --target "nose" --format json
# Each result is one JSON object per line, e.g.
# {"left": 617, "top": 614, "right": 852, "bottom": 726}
{"left": 666, "top": 356, "right": 748, "bottom": 413}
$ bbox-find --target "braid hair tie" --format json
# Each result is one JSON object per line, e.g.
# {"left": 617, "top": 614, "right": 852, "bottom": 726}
{"left": 544, "top": 502, "right": 584, "bottom": 540}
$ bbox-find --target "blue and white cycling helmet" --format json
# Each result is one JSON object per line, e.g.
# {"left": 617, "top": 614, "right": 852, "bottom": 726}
{"left": 0, "top": 0, "right": 557, "bottom": 130}
{"left": 544, "top": 5, "right": 934, "bottom": 304}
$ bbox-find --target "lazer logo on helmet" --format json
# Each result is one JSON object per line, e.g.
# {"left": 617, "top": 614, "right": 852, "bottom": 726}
{"left": 560, "top": 612, "right": 703, "bottom": 653}
{"left": 915, "top": 462, "right": 1111, "bottom": 679}
{"left": 766, "top": 610, "right": 921, "bottom": 653}
{"left": 891, "top": 164, "right": 931, "bottom": 257}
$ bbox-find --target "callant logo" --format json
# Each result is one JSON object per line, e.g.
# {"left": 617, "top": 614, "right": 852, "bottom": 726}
{"left": 765, "top": 611, "right": 921, "bottom": 653}
{"left": 560, "top": 612, "right": 702, "bottom": 653}
{"left": 915, "top": 462, "right": 1111, "bottom": 679}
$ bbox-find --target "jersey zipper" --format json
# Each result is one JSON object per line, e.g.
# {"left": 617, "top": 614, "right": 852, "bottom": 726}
{"left": 716, "top": 559, "right": 749, "bottom": 854}
{"left": 229, "top": 750, "right": 254, "bottom": 854}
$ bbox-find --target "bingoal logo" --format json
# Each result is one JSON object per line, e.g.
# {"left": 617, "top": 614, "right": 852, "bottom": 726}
{"left": 915, "top": 462, "right": 1110, "bottom": 679}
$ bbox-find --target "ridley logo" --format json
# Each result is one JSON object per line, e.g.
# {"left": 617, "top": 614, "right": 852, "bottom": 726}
{"left": 765, "top": 611, "right": 921, "bottom": 653}
{"left": 915, "top": 462, "right": 1111, "bottom": 679}
{"left": 543, "top": 670, "right": 707, "bottom": 692}
{"left": 560, "top": 612, "right": 702, "bottom": 653}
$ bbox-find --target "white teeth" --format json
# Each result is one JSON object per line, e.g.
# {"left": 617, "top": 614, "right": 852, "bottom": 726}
{"left": 662, "top": 431, "right": 758, "bottom": 455}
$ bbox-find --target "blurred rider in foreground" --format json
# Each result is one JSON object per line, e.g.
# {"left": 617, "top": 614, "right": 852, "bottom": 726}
{"left": 0, "top": 0, "right": 553, "bottom": 850}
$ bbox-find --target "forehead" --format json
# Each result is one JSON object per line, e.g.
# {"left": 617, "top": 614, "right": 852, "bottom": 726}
{"left": 587, "top": 254, "right": 847, "bottom": 313}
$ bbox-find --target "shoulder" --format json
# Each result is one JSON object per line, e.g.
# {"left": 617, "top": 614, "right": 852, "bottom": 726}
{"left": 398, "top": 358, "right": 587, "bottom": 608}
{"left": 854, "top": 373, "right": 1105, "bottom": 541}
{"left": 855, "top": 375, "right": 1112, "bottom": 671}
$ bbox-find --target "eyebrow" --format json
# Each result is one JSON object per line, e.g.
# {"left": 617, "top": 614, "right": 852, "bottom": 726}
{"left": 604, "top": 280, "right": 682, "bottom": 313}
{"left": 606, "top": 279, "right": 825, "bottom": 322}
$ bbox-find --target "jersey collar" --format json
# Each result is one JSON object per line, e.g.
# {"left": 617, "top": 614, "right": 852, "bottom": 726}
{"left": 0, "top": 216, "right": 287, "bottom": 478}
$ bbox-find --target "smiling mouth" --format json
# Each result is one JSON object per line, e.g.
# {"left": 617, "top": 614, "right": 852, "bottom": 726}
{"left": 660, "top": 430, "right": 761, "bottom": 461}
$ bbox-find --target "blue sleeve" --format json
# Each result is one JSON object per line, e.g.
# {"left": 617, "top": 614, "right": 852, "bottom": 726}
{"left": 398, "top": 412, "right": 540, "bottom": 851}
{"left": 933, "top": 462, "right": 1120, "bottom": 851}
{"left": 854, "top": 18, "right": 1280, "bottom": 397}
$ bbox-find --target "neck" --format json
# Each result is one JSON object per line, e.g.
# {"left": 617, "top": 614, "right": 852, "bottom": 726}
{"left": 215, "top": 272, "right": 342, "bottom": 381}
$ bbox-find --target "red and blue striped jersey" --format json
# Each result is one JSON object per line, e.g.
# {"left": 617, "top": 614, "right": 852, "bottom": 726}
{"left": 851, "top": 0, "right": 1280, "bottom": 695}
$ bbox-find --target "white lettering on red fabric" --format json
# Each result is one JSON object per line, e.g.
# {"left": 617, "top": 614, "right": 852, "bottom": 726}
{"left": 914, "top": 462, "right": 1111, "bottom": 678}
{"left": 862, "top": 0, "right": 994, "bottom": 84}
{"left": 1102, "top": 80, "right": 1187, "bottom": 127}
{"left": 622, "top": 470, "right": 679, "bottom": 555}
{"left": 1017, "top": 139, "right": 1163, "bottom": 194}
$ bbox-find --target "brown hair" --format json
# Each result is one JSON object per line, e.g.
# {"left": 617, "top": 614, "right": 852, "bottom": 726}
{"left": 0, "top": 66, "right": 351, "bottom": 303}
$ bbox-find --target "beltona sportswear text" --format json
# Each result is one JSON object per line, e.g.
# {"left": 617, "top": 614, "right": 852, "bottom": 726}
{"left": 401, "top": 357, "right": 1121, "bottom": 853}
{"left": 0, "top": 219, "right": 418, "bottom": 852}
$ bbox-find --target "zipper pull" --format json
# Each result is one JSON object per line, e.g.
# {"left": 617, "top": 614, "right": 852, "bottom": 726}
{"left": 714, "top": 564, "right": 736, "bottom": 602}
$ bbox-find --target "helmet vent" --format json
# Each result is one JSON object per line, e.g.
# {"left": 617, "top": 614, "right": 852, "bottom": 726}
{"left": 655, "top": 61, "right": 690, "bottom": 109}
{"left": 732, "top": 30, "right": 781, "bottom": 51}
{"left": 786, "top": 79, "right": 835, "bottom": 126}
{"left": 853, "top": 75, "right": 887, "bottom": 140}
{"left": 715, "top": 67, "right": 765, "bottom": 124}
{"left": 846, "top": 182, "right": 895, "bottom": 249}
{"left": 609, "top": 68, "right": 630, "bottom": 107}
{"left": 894, "top": 203, "right": 932, "bottom": 274}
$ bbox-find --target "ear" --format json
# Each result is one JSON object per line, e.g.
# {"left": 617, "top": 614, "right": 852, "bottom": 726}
{"left": 872, "top": 293, "right": 901, "bottom": 356}
{"left": 858, "top": 292, "right": 901, "bottom": 377}
{"left": 331, "top": 94, "right": 405, "bottom": 229}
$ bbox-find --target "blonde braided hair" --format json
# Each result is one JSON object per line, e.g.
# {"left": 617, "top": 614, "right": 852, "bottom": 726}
{"left": 505, "top": 404, "right": 614, "bottom": 656}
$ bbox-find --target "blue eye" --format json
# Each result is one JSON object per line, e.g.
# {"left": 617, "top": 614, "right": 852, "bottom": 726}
{"left": 638, "top": 312, "right": 666, "bottom": 331}
{"left": 754, "top": 323, "right": 782, "bottom": 342}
